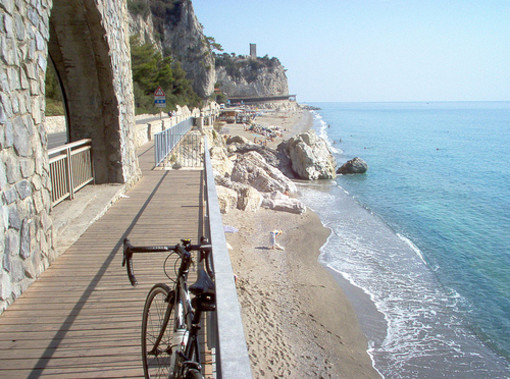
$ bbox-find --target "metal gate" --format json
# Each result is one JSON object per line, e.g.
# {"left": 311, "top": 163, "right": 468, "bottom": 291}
{"left": 165, "top": 131, "right": 203, "bottom": 169}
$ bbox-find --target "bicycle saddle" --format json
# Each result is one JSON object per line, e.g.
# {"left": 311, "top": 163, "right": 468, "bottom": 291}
{"left": 189, "top": 268, "right": 215, "bottom": 296}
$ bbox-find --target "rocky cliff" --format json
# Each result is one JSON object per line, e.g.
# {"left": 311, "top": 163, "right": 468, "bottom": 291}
{"left": 215, "top": 54, "right": 289, "bottom": 97}
{"left": 128, "top": 0, "right": 215, "bottom": 98}
{"left": 128, "top": 0, "right": 289, "bottom": 99}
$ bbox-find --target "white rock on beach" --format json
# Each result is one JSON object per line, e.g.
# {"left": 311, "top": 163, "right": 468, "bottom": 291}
{"left": 237, "top": 186, "right": 263, "bottom": 212}
{"left": 215, "top": 176, "right": 263, "bottom": 213}
{"left": 261, "top": 191, "right": 306, "bottom": 214}
{"left": 285, "top": 129, "right": 337, "bottom": 180}
{"left": 231, "top": 151, "right": 298, "bottom": 194}
{"left": 216, "top": 185, "right": 237, "bottom": 213}
{"left": 226, "top": 135, "right": 250, "bottom": 145}
{"left": 209, "top": 145, "right": 233, "bottom": 177}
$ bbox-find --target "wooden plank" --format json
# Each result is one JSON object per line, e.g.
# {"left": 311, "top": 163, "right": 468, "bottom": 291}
{"left": 0, "top": 142, "right": 210, "bottom": 377}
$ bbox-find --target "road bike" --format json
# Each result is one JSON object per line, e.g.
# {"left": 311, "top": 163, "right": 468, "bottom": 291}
{"left": 123, "top": 237, "right": 215, "bottom": 379}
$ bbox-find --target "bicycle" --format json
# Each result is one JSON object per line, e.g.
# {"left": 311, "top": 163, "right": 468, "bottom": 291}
{"left": 122, "top": 237, "right": 215, "bottom": 379}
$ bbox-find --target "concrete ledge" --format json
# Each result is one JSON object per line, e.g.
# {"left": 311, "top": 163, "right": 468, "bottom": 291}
{"left": 51, "top": 182, "right": 132, "bottom": 257}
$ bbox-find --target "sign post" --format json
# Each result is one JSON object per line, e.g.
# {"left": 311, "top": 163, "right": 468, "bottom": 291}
{"left": 154, "top": 86, "right": 166, "bottom": 119}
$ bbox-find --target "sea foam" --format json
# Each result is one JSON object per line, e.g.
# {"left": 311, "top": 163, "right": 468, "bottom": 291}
{"left": 299, "top": 103, "right": 510, "bottom": 377}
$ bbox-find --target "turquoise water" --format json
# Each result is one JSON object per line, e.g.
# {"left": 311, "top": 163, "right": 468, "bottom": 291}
{"left": 301, "top": 102, "right": 510, "bottom": 377}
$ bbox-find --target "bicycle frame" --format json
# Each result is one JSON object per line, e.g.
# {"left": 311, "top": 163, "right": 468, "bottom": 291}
{"left": 175, "top": 275, "right": 203, "bottom": 366}
{"left": 167, "top": 247, "right": 204, "bottom": 376}
{"left": 122, "top": 238, "right": 214, "bottom": 378}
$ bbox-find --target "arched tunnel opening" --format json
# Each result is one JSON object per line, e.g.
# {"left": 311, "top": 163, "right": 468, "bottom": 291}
{"left": 46, "top": 0, "right": 125, "bottom": 184}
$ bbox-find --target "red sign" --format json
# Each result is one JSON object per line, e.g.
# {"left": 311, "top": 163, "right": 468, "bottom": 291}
{"left": 154, "top": 86, "right": 165, "bottom": 97}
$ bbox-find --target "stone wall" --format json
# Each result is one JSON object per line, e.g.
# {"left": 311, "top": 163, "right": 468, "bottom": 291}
{"left": 0, "top": 0, "right": 139, "bottom": 312}
{"left": 44, "top": 115, "right": 66, "bottom": 134}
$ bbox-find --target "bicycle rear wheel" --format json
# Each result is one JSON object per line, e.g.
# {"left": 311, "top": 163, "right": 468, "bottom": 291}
{"left": 142, "top": 283, "right": 174, "bottom": 378}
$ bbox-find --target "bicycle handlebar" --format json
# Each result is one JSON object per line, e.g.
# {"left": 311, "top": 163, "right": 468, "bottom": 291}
{"left": 122, "top": 238, "right": 212, "bottom": 287}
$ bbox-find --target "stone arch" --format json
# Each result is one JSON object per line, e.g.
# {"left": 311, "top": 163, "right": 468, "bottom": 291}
{"left": 48, "top": 0, "right": 123, "bottom": 183}
{"left": 0, "top": 0, "right": 139, "bottom": 312}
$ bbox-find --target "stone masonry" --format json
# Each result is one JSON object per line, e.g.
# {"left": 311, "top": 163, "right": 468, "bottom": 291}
{"left": 0, "top": 0, "right": 140, "bottom": 312}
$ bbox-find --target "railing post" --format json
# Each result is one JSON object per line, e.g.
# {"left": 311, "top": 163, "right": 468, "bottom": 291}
{"left": 66, "top": 147, "right": 74, "bottom": 200}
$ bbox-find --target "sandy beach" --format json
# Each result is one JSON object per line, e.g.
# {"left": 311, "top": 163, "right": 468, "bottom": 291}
{"left": 219, "top": 106, "right": 380, "bottom": 378}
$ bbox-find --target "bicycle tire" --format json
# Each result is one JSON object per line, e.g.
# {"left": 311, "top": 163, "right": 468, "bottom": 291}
{"left": 142, "top": 283, "right": 174, "bottom": 378}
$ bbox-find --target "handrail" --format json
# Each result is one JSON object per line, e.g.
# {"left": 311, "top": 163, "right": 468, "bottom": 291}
{"left": 48, "top": 138, "right": 94, "bottom": 207}
{"left": 154, "top": 118, "right": 193, "bottom": 166}
{"left": 203, "top": 136, "right": 253, "bottom": 378}
{"left": 48, "top": 138, "right": 92, "bottom": 156}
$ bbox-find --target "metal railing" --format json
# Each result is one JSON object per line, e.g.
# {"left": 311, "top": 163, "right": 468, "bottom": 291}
{"left": 170, "top": 132, "right": 204, "bottom": 168}
{"left": 48, "top": 139, "right": 94, "bottom": 207}
{"left": 154, "top": 118, "right": 193, "bottom": 166}
{"left": 203, "top": 137, "right": 253, "bottom": 378}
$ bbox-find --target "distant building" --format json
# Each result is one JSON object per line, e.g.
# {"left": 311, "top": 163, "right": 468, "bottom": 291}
{"left": 250, "top": 43, "right": 257, "bottom": 58}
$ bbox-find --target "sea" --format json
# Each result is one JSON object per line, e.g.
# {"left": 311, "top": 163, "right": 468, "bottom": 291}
{"left": 298, "top": 102, "right": 510, "bottom": 378}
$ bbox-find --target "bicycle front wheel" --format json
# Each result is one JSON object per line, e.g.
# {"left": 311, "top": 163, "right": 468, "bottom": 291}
{"left": 142, "top": 283, "right": 174, "bottom": 378}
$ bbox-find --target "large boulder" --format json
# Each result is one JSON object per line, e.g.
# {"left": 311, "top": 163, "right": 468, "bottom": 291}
{"left": 284, "top": 130, "right": 336, "bottom": 180}
{"left": 237, "top": 186, "right": 263, "bottom": 212}
{"left": 209, "top": 146, "right": 233, "bottom": 177}
{"left": 226, "top": 135, "right": 250, "bottom": 145}
{"left": 261, "top": 191, "right": 306, "bottom": 214}
{"left": 231, "top": 151, "right": 297, "bottom": 194}
{"left": 216, "top": 185, "right": 238, "bottom": 214}
{"left": 337, "top": 157, "right": 368, "bottom": 174}
{"left": 238, "top": 143, "right": 295, "bottom": 178}
{"left": 215, "top": 176, "right": 262, "bottom": 212}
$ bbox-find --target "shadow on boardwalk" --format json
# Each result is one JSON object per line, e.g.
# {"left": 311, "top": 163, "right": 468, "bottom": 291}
{"left": 0, "top": 142, "right": 208, "bottom": 378}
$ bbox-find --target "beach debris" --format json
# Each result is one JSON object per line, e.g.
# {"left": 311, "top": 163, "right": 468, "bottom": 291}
{"left": 337, "top": 157, "right": 368, "bottom": 174}
{"left": 283, "top": 129, "right": 337, "bottom": 180}
{"left": 224, "top": 225, "right": 239, "bottom": 233}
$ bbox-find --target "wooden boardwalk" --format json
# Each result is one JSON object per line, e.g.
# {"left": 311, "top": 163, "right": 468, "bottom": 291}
{"left": 0, "top": 143, "right": 209, "bottom": 378}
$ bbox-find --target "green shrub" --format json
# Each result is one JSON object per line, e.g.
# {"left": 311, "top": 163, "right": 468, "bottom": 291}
{"left": 45, "top": 61, "right": 65, "bottom": 116}
{"left": 130, "top": 36, "right": 202, "bottom": 115}
{"left": 45, "top": 98, "right": 65, "bottom": 116}
{"left": 128, "top": 0, "right": 150, "bottom": 17}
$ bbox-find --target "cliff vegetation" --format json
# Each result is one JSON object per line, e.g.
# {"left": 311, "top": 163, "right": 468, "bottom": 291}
{"left": 215, "top": 53, "right": 289, "bottom": 98}
{"left": 44, "top": 63, "right": 65, "bottom": 116}
{"left": 130, "top": 36, "right": 202, "bottom": 114}
{"left": 215, "top": 53, "right": 282, "bottom": 83}
{"left": 45, "top": 0, "right": 291, "bottom": 116}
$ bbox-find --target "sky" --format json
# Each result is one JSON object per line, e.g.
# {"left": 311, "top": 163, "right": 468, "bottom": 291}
{"left": 193, "top": 0, "right": 510, "bottom": 103}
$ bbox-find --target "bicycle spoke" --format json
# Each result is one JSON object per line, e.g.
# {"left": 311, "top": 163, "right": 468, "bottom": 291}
{"left": 142, "top": 284, "right": 174, "bottom": 378}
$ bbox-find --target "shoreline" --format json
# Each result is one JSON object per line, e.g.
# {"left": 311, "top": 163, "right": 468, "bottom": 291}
{"left": 220, "top": 106, "right": 380, "bottom": 378}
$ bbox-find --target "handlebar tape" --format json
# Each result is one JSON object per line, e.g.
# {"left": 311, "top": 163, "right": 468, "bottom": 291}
{"left": 122, "top": 238, "right": 138, "bottom": 286}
